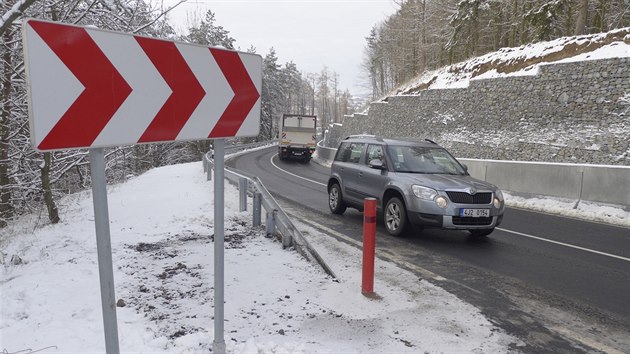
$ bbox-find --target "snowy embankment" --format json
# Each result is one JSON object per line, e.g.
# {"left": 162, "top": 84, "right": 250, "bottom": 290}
{"left": 0, "top": 162, "right": 520, "bottom": 353}
{"left": 505, "top": 192, "right": 630, "bottom": 228}
{"left": 396, "top": 28, "right": 630, "bottom": 93}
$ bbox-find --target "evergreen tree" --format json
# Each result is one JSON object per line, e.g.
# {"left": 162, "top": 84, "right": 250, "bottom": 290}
{"left": 261, "top": 48, "right": 282, "bottom": 140}
{"left": 185, "top": 10, "right": 235, "bottom": 48}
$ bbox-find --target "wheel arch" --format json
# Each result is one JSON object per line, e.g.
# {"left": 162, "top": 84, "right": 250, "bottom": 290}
{"left": 327, "top": 177, "right": 341, "bottom": 191}
{"left": 383, "top": 187, "right": 406, "bottom": 208}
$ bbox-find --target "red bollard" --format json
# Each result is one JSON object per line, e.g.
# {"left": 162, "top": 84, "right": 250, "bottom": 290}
{"left": 362, "top": 197, "right": 377, "bottom": 295}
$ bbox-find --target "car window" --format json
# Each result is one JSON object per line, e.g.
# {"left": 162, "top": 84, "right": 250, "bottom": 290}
{"left": 347, "top": 143, "right": 364, "bottom": 163}
{"left": 366, "top": 144, "right": 384, "bottom": 164}
{"left": 335, "top": 142, "right": 351, "bottom": 162}
{"left": 335, "top": 142, "right": 364, "bottom": 163}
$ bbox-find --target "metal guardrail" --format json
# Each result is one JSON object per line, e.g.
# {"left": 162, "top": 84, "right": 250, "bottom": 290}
{"left": 224, "top": 140, "right": 279, "bottom": 155}
{"left": 202, "top": 144, "right": 336, "bottom": 278}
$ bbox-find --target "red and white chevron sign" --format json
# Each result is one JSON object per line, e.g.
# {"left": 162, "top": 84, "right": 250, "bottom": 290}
{"left": 22, "top": 19, "right": 262, "bottom": 151}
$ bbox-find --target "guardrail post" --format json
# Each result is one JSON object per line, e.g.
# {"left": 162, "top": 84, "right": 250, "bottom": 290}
{"left": 206, "top": 159, "right": 212, "bottom": 181}
{"left": 280, "top": 213, "right": 293, "bottom": 248}
{"left": 203, "top": 158, "right": 207, "bottom": 173}
{"left": 266, "top": 209, "right": 276, "bottom": 238}
{"left": 239, "top": 178, "right": 248, "bottom": 212}
{"left": 253, "top": 193, "right": 262, "bottom": 227}
{"left": 362, "top": 198, "right": 377, "bottom": 295}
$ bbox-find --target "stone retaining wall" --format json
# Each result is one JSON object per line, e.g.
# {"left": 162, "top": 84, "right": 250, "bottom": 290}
{"left": 327, "top": 58, "right": 630, "bottom": 165}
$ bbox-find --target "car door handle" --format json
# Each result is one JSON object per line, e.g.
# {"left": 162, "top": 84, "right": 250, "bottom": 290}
{"left": 358, "top": 172, "right": 363, "bottom": 177}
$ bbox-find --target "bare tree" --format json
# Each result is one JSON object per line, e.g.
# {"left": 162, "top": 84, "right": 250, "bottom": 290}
{"left": 575, "top": 0, "right": 589, "bottom": 35}
{"left": 0, "top": 0, "right": 38, "bottom": 36}
{"left": 0, "top": 30, "right": 15, "bottom": 226}
{"left": 0, "top": 0, "right": 182, "bottom": 227}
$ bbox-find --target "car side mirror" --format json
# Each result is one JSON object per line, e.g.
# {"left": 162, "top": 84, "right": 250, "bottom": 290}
{"left": 461, "top": 163, "right": 468, "bottom": 172}
{"left": 369, "top": 159, "right": 385, "bottom": 170}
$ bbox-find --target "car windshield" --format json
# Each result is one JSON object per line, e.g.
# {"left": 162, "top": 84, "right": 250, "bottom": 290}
{"left": 386, "top": 145, "right": 467, "bottom": 175}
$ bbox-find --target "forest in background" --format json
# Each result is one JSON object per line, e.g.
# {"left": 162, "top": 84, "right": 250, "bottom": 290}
{"left": 0, "top": 0, "right": 355, "bottom": 228}
{"left": 363, "top": 0, "right": 630, "bottom": 98}
{"left": 1, "top": 0, "right": 629, "bottom": 228}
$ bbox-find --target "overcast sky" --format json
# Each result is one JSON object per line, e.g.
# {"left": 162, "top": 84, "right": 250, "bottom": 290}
{"left": 162, "top": 0, "right": 398, "bottom": 94}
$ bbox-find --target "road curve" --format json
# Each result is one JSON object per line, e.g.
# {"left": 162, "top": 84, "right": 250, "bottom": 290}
{"left": 227, "top": 146, "right": 630, "bottom": 353}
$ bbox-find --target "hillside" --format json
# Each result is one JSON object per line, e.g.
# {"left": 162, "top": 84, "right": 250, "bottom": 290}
{"left": 329, "top": 27, "right": 630, "bottom": 167}
{"left": 395, "top": 27, "right": 630, "bottom": 95}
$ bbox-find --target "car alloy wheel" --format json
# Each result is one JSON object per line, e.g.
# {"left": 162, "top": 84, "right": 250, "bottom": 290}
{"left": 328, "top": 184, "right": 346, "bottom": 214}
{"left": 385, "top": 197, "right": 407, "bottom": 236}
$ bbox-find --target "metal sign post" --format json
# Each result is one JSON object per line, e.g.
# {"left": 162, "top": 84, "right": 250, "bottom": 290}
{"left": 212, "top": 139, "right": 226, "bottom": 354}
{"left": 89, "top": 148, "right": 120, "bottom": 354}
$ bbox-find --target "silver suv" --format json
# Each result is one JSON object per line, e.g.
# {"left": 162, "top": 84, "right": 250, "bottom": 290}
{"left": 327, "top": 136, "right": 505, "bottom": 237}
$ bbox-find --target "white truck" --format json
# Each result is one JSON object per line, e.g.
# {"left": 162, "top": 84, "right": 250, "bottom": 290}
{"left": 278, "top": 114, "right": 317, "bottom": 162}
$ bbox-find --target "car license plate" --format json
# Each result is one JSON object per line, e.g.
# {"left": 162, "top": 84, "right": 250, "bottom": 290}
{"left": 460, "top": 209, "right": 489, "bottom": 218}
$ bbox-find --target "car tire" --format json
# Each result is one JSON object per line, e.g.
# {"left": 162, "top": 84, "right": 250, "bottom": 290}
{"left": 469, "top": 228, "right": 494, "bottom": 237}
{"left": 328, "top": 183, "right": 347, "bottom": 214}
{"left": 384, "top": 197, "right": 408, "bottom": 237}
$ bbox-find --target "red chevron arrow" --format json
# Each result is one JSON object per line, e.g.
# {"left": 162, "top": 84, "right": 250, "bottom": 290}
{"left": 136, "top": 37, "right": 206, "bottom": 143}
{"left": 25, "top": 20, "right": 261, "bottom": 149}
{"left": 29, "top": 21, "right": 132, "bottom": 150}
{"left": 208, "top": 48, "right": 260, "bottom": 138}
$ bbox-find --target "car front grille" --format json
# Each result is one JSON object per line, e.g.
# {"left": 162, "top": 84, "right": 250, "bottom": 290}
{"left": 452, "top": 216, "right": 493, "bottom": 226}
{"left": 446, "top": 191, "right": 492, "bottom": 204}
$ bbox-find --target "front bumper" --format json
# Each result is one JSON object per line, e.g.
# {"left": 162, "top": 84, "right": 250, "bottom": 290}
{"left": 405, "top": 191, "right": 505, "bottom": 230}
{"left": 410, "top": 212, "right": 503, "bottom": 229}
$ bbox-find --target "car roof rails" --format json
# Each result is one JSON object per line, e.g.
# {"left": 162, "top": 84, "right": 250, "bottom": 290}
{"left": 343, "top": 134, "right": 383, "bottom": 141}
{"left": 389, "top": 136, "right": 438, "bottom": 145}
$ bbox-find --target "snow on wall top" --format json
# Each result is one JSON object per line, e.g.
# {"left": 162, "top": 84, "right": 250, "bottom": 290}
{"left": 395, "top": 27, "right": 630, "bottom": 95}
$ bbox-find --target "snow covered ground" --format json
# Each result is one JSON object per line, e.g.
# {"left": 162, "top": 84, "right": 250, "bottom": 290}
{"left": 505, "top": 192, "right": 630, "bottom": 228}
{"left": 1, "top": 161, "right": 523, "bottom": 354}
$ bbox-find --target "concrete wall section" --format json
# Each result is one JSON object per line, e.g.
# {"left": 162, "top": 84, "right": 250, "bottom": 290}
{"left": 458, "top": 159, "right": 487, "bottom": 181}
{"left": 459, "top": 159, "right": 584, "bottom": 200}
{"left": 486, "top": 161, "right": 584, "bottom": 200}
{"left": 459, "top": 159, "right": 630, "bottom": 206}
{"left": 582, "top": 166, "right": 630, "bottom": 206}
{"left": 316, "top": 140, "right": 337, "bottom": 161}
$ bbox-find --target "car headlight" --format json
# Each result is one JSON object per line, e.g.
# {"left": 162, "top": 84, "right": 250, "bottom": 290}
{"left": 493, "top": 189, "right": 504, "bottom": 209}
{"left": 412, "top": 185, "right": 438, "bottom": 200}
{"left": 435, "top": 196, "right": 448, "bottom": 209}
